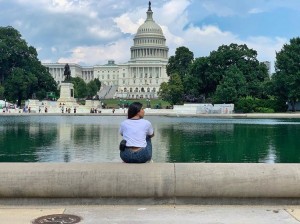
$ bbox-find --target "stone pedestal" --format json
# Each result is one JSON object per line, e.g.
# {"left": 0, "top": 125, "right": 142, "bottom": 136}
{"left": 57, "top": 82, "right": 77, "bottom": 106}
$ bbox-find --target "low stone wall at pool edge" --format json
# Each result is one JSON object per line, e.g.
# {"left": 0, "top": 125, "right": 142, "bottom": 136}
{"left": 1, "top": 163, "right": 300, "bottom": 203}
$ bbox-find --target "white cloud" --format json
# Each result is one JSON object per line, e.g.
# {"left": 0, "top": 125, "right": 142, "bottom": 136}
{"left": 156, "top": 0, "right": 191, "bottom": 25}
{"left": 174, "top": 25, "right": 239, "bottom": 57}
{"left": 162, "top": 25, "right": 185, "bottom": 47}
{"left": 57, "top": 38, "right": 132, "bottom": 65}
{"left": 248, "top": 8, "right": 265, "bottom": 14}
{"left": 244, "top": 36, "right": 287, "bottom": 72}
{"left": 202, "top": 2, "right": 235, "bottom": 17}
{"left": 36, "top": 47, "right": 42, "bottom": 53}
{"left": 114, "top": 14, "right": 143, "bottom": 34}
{"left": 157, "top": 3, "right": 284, "bottom": 72}
{"left": 88, "top": 26, "right": 120, "bottom": 39}
{"left": 49, "top": 0, "right": 91, "bottom": 13}
{"left": 15, "top": 0, "right": 96, "bottom": 16}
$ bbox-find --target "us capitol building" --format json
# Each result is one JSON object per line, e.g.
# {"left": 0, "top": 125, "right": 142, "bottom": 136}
{"left": 43, "top": 2, "right": 169, "bottom": 99}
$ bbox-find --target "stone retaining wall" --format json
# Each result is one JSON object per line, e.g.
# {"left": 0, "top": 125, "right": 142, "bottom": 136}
{"left": 0, "top": 163, "right": 300, "bottom": 199}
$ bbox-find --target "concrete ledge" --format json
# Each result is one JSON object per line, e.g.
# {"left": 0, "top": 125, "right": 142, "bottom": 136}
{"left": 0, "top": 163, "right": 174, "bottom": 198}
{"left": 175, "top": 163, "right": 300, "bottom": 198}
{"left": 0, "top": 163, "right": 300, "bottom": 201}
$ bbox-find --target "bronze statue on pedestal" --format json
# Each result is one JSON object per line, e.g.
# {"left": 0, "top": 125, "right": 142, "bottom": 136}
{"left": 64, "top": 63, "right": 71, "bottom": 82}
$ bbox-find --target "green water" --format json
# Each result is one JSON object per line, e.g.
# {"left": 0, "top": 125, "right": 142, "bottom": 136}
{"left": 0, "top": 116, "right": 300, "bottom": 163}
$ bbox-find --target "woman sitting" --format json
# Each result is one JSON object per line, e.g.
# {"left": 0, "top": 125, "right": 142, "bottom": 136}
{"left": 119, "top": 102, "right": 154, "bottom": 163}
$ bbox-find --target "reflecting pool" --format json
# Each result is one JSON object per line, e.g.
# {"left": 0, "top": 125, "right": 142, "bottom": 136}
{"left": 0, "top": 115, "right": 300, "bottom": 163}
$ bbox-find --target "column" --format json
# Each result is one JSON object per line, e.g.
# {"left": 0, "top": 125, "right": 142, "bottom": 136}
{"left": 143, "top": 67, "right": 145, "bottom": 79}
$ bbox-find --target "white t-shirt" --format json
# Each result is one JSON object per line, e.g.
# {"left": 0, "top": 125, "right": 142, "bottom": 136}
{"left": 119, "top": 119, "right": 154, "bottom": 147}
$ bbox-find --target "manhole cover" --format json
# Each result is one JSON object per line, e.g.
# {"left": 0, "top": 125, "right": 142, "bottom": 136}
{"left": 32, "top": 214, "right": 81, "bottom": 224}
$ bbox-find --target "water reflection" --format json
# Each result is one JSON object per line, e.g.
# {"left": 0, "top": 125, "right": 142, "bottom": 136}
{"left": 0, "top": 116, "right": 300, "bottom": 163}
{"left": 259, "top": 144, "right": 277, "bottom": 163}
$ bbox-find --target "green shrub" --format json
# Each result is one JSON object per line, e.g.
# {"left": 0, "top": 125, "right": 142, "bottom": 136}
{"left": 235, "top": 96, "right": 256, "bottom": 113}
{"left": 255, "top": 107, "right": 275, "bottom": 113}
{"left": 235, "top": 97, "right": 282, "bottom": 113}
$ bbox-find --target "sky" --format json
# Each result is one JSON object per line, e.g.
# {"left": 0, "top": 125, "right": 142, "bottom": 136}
{"left": 1, "top": 0, "right": 300, "bottom": 72}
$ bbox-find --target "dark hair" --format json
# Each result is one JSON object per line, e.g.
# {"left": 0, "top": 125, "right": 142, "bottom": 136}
{"left": 128, "top": 102, "right": 143, "bottom": 119}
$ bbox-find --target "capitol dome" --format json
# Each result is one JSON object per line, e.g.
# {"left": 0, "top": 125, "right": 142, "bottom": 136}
{"left": 130, "top": 2, "right": 168, "bottom": 62}
{"left": 136, "top": 20, "right": 164, "bottom": 37}
{"left": 136, "top": 6, "right": 164, "bottom": 37}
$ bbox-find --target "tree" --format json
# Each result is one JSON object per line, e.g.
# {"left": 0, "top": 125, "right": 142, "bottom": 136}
{"left": 71, "top": 77, "right": 87, "bottom": 98}
{"left": 93, "top": 78, "right": 101, "bottom": 90}
{"left": 158, "top": 73, "right": 184, "bottom": 105}
{"left": 71, "top": 77, "right": 101, "bottom": 99}
{"left": 273, "top": 37, "right": 300, "bottom": 111}
{"left": 4, "top": 68, "right": 37, "bottom": 105}
{"left": 0, "top": 85, "right": 4, "bottom": 98}
{"left": 213, "top": 65, "right": 247, "bottom": 103}
{"left": 166, "top": 46, "right": 194, "bottom": 77}
{"left": 0, "top": 26, "right": 57, "bottom": 105}
{"left": 165, "top": 46, "right": 194, "bottom": 103}
{"left": 188, "top": 43, "right": 269, "bottom": 100}
{"left": 0, "top": 26, "right": 28, "bottom": 81}
{"left": 187, "top": 56, "right": 211, "bottom": 99}
{"left": 86, "top": 80, "right": 98, "bottom": 99}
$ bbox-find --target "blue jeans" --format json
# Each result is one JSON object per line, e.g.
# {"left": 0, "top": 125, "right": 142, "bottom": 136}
{"left": 120, "top": 137, "right": 152, "bottom": 163}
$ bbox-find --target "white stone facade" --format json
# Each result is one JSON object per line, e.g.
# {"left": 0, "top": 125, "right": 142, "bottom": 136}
{"left": 43, "top": 3, "right": 169, "bottom": 99}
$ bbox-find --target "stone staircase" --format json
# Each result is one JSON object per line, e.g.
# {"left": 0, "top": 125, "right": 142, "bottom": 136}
{"left": 98, "top": 85, "right": 118, "bottom": 99}
{"left": 98, "top": 85, "right": 110, "bottom": 99}
{"left": 106, "top": 85, "right": 118, "bottom": 99}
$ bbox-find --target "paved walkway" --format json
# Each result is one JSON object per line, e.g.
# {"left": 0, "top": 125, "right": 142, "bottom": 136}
{"left": 1, "top": 205, "right": 300, "bottom": 224}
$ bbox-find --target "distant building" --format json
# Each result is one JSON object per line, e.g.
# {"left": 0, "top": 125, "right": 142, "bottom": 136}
{"left": 263, "top": 61, "right": 271, "bottom": 77}
{"left": 43, "top": 2, "right": 169, "bottom": 99}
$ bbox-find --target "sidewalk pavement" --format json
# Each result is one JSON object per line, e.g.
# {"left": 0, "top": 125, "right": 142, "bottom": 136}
{"left": 0, "top": 205, "right": 300, "bottom": 224}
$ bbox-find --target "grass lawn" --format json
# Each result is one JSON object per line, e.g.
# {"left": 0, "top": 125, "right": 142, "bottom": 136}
{"left": 100, "top": 98, "right": 171, "bottom": 109}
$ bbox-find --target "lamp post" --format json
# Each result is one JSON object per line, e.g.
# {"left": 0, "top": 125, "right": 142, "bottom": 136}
{"left": 146, "top": 98, "right": 151, "bottom": 108}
